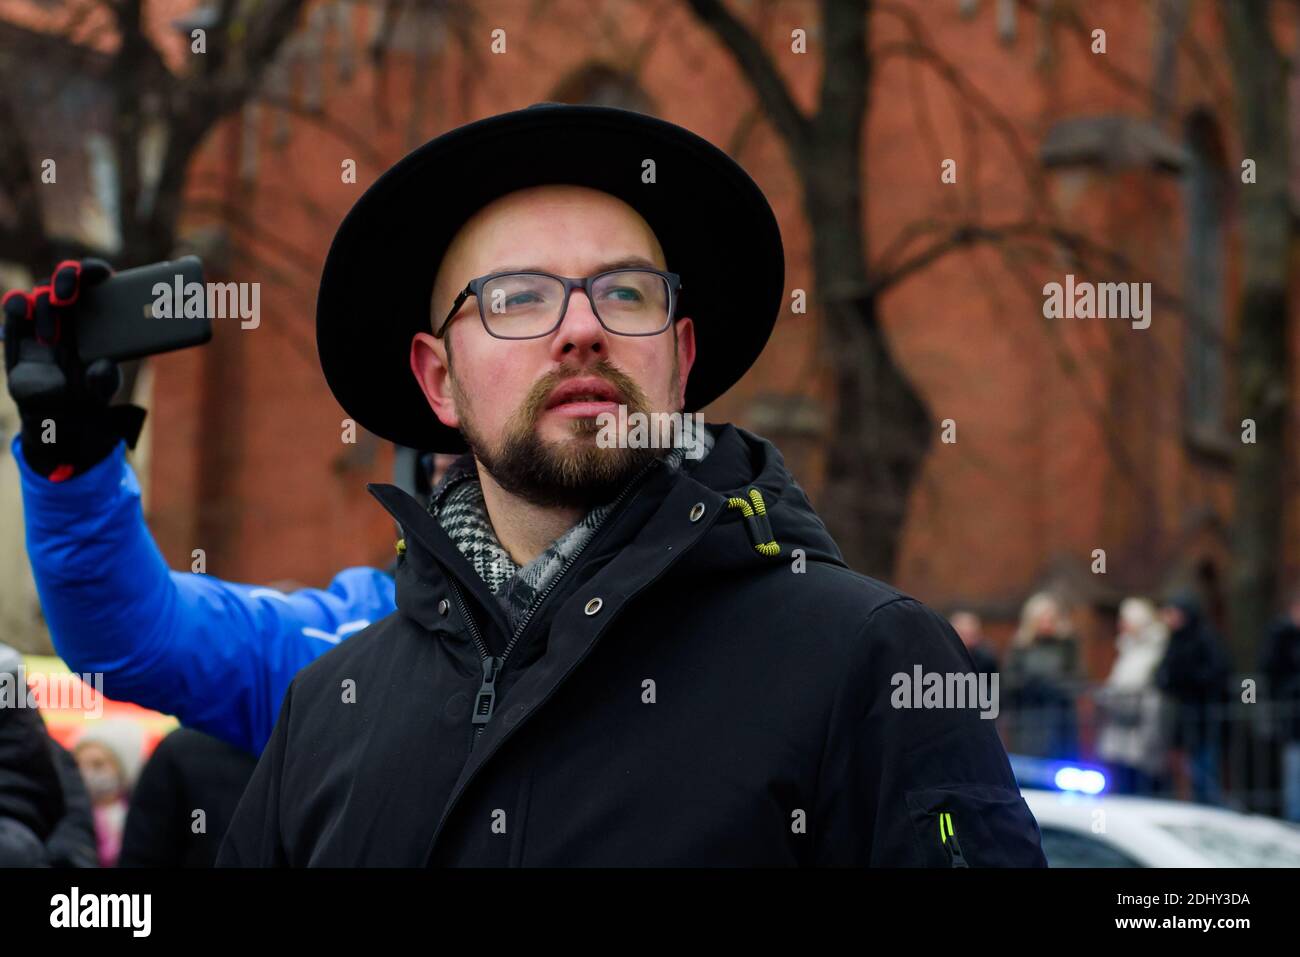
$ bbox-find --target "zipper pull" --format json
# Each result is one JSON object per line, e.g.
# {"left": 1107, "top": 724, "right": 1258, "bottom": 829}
{"left": 940, "top": 811, "right": 970, "bottom": 868}
{"left": 947, "top": 831, "right": 969, "bottom": 868}
{"left": 472, "top": 656, "right": 503, "bottom": 727}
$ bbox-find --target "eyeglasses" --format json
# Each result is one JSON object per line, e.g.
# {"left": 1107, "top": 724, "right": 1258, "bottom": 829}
{"left": 435, "top": 268, "right": 682, "bottom": 340}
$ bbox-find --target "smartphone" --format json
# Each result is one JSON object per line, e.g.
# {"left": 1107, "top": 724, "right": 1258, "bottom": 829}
{"left": 76, "top": 256, "right": 213, "bottom": 363}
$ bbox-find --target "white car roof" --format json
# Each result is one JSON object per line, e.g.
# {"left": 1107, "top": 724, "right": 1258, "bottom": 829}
{"left": 1022, "top": 788, "right": 1300, "bottom": 867}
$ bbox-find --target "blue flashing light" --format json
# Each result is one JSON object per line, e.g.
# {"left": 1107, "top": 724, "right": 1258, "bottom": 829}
{"left": 1053, "top": 765, "right": 1107, "bottom": 795}
{"left": 1008, "top": 754, "right": 1109, "bottom": 794}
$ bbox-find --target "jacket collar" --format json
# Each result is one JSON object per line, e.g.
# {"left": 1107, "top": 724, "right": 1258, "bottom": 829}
{"left": 366, "top": 446, "right": 710, "bottom": 638}
{"left": 367, "top": 482, "right": 511, "bottom": 637}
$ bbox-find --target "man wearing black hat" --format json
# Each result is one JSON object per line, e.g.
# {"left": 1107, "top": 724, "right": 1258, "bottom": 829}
{"left": 218, "top": 104, "right": 1046, "bottom": 867}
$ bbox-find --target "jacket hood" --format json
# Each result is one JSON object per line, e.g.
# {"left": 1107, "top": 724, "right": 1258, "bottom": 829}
{"left": 683, "top": 423, "right": 845, "bottom": 575}
{"left": 1161, "top": 587, "right": 1203, "bottom": 630}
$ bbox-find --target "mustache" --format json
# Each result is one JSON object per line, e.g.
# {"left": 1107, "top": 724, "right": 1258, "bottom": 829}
{"left": 516, "top": 359, "right": 650, "bottom": 427}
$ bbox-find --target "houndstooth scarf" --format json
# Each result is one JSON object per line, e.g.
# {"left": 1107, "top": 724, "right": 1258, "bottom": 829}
{"left": 429, "top": 427, "right": 714, "bottom": 636}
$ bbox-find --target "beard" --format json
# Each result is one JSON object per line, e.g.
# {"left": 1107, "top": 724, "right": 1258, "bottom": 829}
{"left": 454, "top": 357, "right": 676, "bottom": 510}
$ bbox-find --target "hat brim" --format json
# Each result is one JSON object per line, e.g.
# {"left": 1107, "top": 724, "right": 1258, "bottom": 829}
{"left": 316, "top": 103, "right": 785, "bottom": 453}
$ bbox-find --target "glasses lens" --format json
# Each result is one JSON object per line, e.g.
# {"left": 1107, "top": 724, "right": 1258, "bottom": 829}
{"left": 591, "top": 270, "right": 671, "bottom": 334}
{"left": 480, "top": 273, "right": 566, "bottom": 338}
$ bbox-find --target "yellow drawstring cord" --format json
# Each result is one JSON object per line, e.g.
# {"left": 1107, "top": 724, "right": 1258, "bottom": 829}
{"left": 725, "top": 488, "right": 780, "bottom": 556}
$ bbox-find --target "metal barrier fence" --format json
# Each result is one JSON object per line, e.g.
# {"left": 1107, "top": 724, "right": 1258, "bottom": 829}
{"left": 994, "top": 677, "right": 1300, "bottom": 819}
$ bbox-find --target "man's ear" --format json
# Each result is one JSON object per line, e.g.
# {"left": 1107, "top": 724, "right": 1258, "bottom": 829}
{"left": 410, "top": 332, "right": 460, "bottom": 429}
{"left": 673, "top": 317, "right": 697, "bottom": 408}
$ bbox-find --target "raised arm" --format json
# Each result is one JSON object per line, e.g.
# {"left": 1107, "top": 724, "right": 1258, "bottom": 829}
{"left": 14, "top": 434, "right": 396, "bottom": 754}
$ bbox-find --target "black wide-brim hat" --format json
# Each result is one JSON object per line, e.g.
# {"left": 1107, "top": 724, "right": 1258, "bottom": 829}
{"left": 316, "top": 102, "right": 786, "bottom": 452}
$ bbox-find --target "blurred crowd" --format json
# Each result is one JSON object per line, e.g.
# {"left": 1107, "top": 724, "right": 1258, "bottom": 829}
{"left": 950, "top": 587, "right": 1300, "bottom": 821}
{"left": 0, "top": 644, "right": 255, "bottom": 868}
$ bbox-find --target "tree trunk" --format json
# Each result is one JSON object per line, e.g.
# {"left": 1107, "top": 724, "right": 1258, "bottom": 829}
{"left": 1222, "top": 0, "right": 1291, "bottom": 667}
{"left": 797, "top": 0, "right": 932, "bottom": 580}
{"left": 802, "top": 147, "right": 931, "bottom": 579}
{"left": 816, "top": 284, "right": 933, "bottom": 578}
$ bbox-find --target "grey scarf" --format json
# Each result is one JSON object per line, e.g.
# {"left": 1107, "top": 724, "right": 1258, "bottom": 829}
{"left": 429, "top": 429, "right": 714, "bottom": 635}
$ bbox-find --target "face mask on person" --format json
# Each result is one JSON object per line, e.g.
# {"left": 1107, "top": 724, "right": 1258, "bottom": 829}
{"left": 81, "top": 768, "right": 122, "bottom": 801}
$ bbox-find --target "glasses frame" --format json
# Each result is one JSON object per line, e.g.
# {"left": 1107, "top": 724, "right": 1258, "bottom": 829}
{"left": 435, "top": 267, "right": 682, "bottom": 340}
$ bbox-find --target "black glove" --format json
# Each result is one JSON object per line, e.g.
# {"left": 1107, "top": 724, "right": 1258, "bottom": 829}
{"left": 2, "top": 259, "right": 146, "bottom": 480}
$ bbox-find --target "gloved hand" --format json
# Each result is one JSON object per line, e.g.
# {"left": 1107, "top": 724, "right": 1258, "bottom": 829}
{"left": 2, "top": 259, "right": 146, "bottom": 481}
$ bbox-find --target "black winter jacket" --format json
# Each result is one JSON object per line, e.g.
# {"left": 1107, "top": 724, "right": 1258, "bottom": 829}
{"left": 218, "top": 425, "right": 1046, "bottom": 867}
{"left": 1261, "top": 617, "right": 1300, "bottom": 740}
{"left": 1156, "top": 596, "right": 1230, "bottom": 746}
{"left": 0, "top": 647, "right": 96, "bottom": 867}
{"left": 120, "top": 728, "right": 258, "bottom": 867}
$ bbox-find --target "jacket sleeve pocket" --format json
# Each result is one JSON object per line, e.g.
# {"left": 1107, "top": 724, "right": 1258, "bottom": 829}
{"left": 903, "top": 784, "right": 1048, "bottom": 867}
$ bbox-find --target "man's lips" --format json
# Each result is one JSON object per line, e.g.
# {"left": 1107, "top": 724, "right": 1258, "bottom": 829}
{"left": 544, "top": 377, "right": 623, "bottom": 416}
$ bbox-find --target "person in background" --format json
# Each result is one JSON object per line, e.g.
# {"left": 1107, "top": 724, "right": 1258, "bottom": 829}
{"left": 43, "top": 739, "right": 99, "bottom": 867}
{"left": 949, "top": 610, "right": 998, "bottom": 676}
{"left": 1260, "top": 584, "right": 1300, "bottom": 822}
{"left": 119, "top": 728, "right": 258, "bottom": 867}
{"left": 1156, "top": 589, "right": 1230, "bottom": 806}
{"left": 0, "top": 643, "right": 65, "bottom": 866}
{"left": 1096, "top": 597, "right": 1171, "bottom": 796}
{"left": 0, "top": 642, "right": 97, "bottom": 867}
{"left": 73, "top": 719, "right": 143, "bottom": 867}
{"left": 1003, "top": 592, "right": 1081, "bottom": 761}
{"left": 4, "top": 261, "right": 401, "bottom": 757}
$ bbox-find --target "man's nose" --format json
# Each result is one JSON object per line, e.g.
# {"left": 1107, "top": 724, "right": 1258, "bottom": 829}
{"left": 550, "top": 288, "right": 610, "bottom": 360}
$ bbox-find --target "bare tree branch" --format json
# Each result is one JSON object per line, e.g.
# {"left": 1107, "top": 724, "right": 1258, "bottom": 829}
{"left": 868, "top": 218, "right": 1183, "bottom": 312}
{"left": 256, "top": 92, "right": 387, "bottom": 168}
{"left": 874, "top": 1, "right": 1051, "bottom": 218}
{"left": 0, "top": 87, "right": 53, "bottom": 268}
{"left": 682, "top": 0, "right": 812, "bottom": 155}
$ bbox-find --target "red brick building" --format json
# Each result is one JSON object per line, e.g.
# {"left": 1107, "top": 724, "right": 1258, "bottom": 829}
{"left": 6, "top": 0, "right": 1299, "bottom": 674}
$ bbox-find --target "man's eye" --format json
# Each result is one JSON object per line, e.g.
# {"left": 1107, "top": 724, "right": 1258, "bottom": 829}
{"left": 602, "top": 286, "right": 643, "bottom": 302}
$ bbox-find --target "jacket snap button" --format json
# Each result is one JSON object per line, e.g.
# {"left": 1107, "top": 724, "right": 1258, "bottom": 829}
{"left": 584, "top": 597, "right": 603, "bottom": 616}
{"left": 689, "top": 502, "right": 706, "bottom": 522}
{"left": 443, "top": 691, "right": 470, "bottom": 723}
{"left": 437, "top": 599, "right": 450, "bottom": 616}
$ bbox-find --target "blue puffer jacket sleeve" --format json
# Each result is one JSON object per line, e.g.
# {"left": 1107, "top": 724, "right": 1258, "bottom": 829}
{"left": 10, "top": 434, "right": 397, "bottom": 755}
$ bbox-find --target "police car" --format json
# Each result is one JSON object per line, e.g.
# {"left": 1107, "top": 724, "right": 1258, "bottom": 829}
{"left": 1013, "top": 756, "right": 1300, "bottom": 867}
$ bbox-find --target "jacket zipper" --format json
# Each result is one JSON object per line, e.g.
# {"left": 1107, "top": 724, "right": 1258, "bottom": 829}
{"left": 425, "top": 461, "right": 714, "bottom": 864}
{"left": 450, "top": 579, "right": 498, "bottom": 754}
{"left": 942, "top": 812, "right": 970, "bottom": 868}
{"left": 947, "top": 834, "right": 969, "bottom": 868}
{"left": 453, "top": 456, "right": 661, "bottom": 754}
